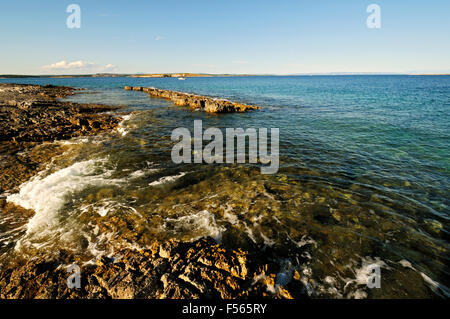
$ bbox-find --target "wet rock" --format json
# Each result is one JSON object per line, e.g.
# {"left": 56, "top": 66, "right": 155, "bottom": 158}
{"left": 311, "top": 204, "right": 338, "bottom": 225}
{"left": 0, "top": 83, "right": 123, "bottom": 193}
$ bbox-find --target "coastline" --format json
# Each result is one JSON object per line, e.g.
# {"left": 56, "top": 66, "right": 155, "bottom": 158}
{"left": 0, "top": 83, "right": 299, "bottom": 299}
{"left": 0, "top": 73, "right": 268, "bottom": 79}
{"left": 0, "top": 83, "right": 122, "bottom": 193}
{"left": 1, "top": 74, "right": 449, "bottom": 80}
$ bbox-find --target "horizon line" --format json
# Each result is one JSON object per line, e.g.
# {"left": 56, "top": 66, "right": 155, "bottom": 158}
{"left": 1, "top": 72, "right": 450, "bottom": 78}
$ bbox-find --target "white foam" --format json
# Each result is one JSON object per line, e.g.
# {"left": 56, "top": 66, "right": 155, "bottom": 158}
{"left": 396, "top": 259, "right": 450, "bottom": 298}
{"left": 83, "top": 226, "right": 116, "bottom": 261}
{"left": 399, "top": 259, "right": 414, "bottom": 269}
{"left": 242, "top": 222, "right": 257, "bottom": 243}
{"left": 56, "top": 137, "right": 89, "bottom": 146}
{"left": 293, "top": 235, "right": 318, "bottom": 249}
{"left": 348, "top": 289, "right": 368, "bottom": 299}
{"left": 79, "top": 199, "right": 141, "bottom": 218}
{"left": 116, "top": 113, "right": 134, "bottom": 136}
{"left": 129, "top": 168, "right": 160, "bottom": 179}
{"left": 6, "top": 158, "right": 119, "bottom": 240}
{"left": 352, "top": 257, "right": 387, "bottom": 287}
{"left": 420, "top": 272, "right": 450, "bottom": 298}
{"left": 342, "top": 256, "right": 388, "bottom": 299}
{"left": 260, "top": 231, "right": 276, "bottom": 246}
{"left": 223, "top": 204, "right": 239, "bottom": 225}
{"left": 164, "top": 210, "right": 225, "bottom": 242}
{"left": 117, "top": 127, "right": 128, "bottom": 136}
{"left": 121, "top": 114, "right": 132, "bottom": 121}
{"left": 149, "top": 172, "right": 187, "bottom": 186}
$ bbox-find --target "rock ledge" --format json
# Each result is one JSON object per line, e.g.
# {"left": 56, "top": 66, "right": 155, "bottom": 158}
{"left": 125, "top": 86, "right": 259, "bottom": 113}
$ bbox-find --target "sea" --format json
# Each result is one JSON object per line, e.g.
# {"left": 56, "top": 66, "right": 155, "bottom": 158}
{"left": 0, "top": 75, "right": 449, "bottom": 298}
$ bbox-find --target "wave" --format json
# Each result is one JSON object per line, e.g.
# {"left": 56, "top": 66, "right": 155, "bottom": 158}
{"left": 149, "top": 172, "right": 187, "bottom": 186}
{"left": 6, "top": 158, "right": 120, "bottom": 247}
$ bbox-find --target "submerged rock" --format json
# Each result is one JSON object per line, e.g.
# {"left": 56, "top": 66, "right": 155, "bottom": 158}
{"left": 125, "top": 86, "right": 259, "bottom": 113}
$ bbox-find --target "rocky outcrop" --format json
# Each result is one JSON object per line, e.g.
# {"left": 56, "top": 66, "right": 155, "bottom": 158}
{"left": 0, "top": 84, "right": 123, "bottom": 194}
{"left": 0, "top": 83, "right": 121, "bottom": 143}
{"left": 0, "top": 237, "right": 306, "bottom": 299}
{"left": 124, "top": 86, "right": 259, "bottom": 113}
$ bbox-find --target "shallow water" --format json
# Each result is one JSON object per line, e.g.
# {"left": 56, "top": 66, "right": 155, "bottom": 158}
{"left": 0, "top": 75, "right": 449, "bottom": 298}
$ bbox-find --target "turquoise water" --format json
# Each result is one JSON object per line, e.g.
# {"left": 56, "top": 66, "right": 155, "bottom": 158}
{"left": 1, "top": 75, "right": 449, "bottom": 298}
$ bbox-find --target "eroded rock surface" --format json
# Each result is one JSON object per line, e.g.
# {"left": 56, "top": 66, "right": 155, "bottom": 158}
{"left": 125, "top": 86, "right": 259, "bottom": 113}
{"left": 0, "top": 237, "right": 306, "bottom": 299}
{"left": 0, "top": 83, "right": 123, "bottom": 193}
{"left": 0, "top": 83, "right": 121, "bottom": 143}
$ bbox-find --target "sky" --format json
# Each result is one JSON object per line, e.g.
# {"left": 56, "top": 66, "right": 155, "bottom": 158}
{"left": 0, "top": 0, "right": 449, "bottom": 75}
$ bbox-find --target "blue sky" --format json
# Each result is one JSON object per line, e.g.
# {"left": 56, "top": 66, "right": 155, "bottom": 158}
{"left": 0, "top": 0, "right": 449, "bottom": 75}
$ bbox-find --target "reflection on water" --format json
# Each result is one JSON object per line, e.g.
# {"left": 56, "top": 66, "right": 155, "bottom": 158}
{"left": 0, "top": 76, "right": 449, "bottom": 298}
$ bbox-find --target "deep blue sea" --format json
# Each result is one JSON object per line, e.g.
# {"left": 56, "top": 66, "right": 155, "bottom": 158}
{"left": 1, "top": 75, "right": 449, "bottom": 298}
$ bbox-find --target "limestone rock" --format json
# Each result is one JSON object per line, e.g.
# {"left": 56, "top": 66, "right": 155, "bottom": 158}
{"left": 125, "top": 86, "right": 259, "bottom": 113}
{"left": 0, "top": 83, "right": 122, "bottom": 143}
{"left": 0, "top": 237, "right": 306, "bottom": 299}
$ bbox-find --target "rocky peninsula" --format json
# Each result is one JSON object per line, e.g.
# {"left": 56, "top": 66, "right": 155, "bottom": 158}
{"left": 125, "top": 86, "right": 260, "bottom": 113}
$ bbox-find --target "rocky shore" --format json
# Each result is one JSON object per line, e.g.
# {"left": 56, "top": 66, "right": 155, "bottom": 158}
{"left": 125, "top": 86, "right": 259, "bottom": 113}
{"left": 0, "top": 83, "right": 305, "bottom": 299}
{"left": 0, "top": 83, "right": 122, "bottom": 194}
{"left": 0, "top": 83, "right": 121, "bottom": 143}
{"left": 0, "top": 237, "right": 305, "bottom": 299}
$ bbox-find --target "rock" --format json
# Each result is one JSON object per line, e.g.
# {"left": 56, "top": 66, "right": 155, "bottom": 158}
{"left": 0, "top": 84, "right": 123, "bottom": 194}
{"left": 124, "top": 86, "right": 259, "bottom": 113}
{"left": 0, "top": 83, "right": 122, "bottom": 143}
{"left": 0, "top": 237, "right": 306, "bottom": 299}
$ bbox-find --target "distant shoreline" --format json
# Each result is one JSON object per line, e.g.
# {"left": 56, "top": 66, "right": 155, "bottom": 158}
{"left": 0, "top": 73, "right": 266, "bottom": 79}
{"left": 1, "top": 73, "right": 449, "bottom": 79}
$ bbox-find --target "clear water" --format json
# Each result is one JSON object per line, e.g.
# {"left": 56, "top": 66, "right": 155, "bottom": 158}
{"left": 0, "top": 75, "right": 449, "bottom": 298}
